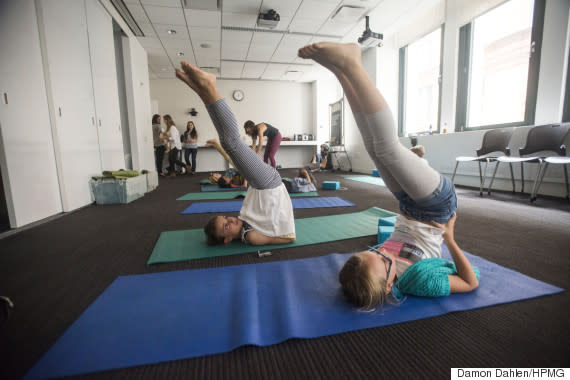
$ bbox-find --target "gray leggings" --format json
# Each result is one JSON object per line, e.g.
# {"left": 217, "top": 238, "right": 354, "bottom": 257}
{"left": 206, "top": 99, "right": 282, "bottom": 189}
{"left": 354, "top": 109, "right": 440, "bottom": 200}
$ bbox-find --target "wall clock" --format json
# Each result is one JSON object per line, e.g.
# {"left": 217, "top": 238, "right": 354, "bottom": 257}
{"left": 232, "top": 89, "right": 244, "bottom": 101}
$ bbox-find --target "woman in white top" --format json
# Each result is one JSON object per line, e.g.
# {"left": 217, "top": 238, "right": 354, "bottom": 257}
{"left": 298, "top": 42, "right": 478, "bottom": 308}
{"left": 174, "top": 62, "right": 295, "bottom": 246}
{"left": 163, "top": 115, "right": 190, "bottom": 177}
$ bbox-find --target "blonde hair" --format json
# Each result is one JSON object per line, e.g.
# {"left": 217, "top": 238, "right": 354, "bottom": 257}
{"left": 410, "top": 145, "right": 425, "bottom": 158}
{"left": 338, "top": 255, "right": 388, "bottom": 309}
{"left": 163, "top": 114, "right": 175, "bottom": 132}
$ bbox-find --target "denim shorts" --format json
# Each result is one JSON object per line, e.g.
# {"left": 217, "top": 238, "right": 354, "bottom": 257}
{"left": 394, "top": 175, "right": 457, "bottom": 224}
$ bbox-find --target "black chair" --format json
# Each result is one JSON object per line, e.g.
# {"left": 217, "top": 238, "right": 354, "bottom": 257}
{"left": 529, "top": 125, "right": 570, "bottom": 201}
{"left": 488, "top": 123, "right": 570, "bottom": 200}
{"left": 451, "top": 128, "right": 514, "bottom": 196}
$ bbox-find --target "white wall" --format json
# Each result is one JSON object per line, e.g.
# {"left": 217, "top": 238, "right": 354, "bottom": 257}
{"left": 123, "top": 36, "right": 154, "bottom": 172}
{"left": 330, "top": 0, "right": 570, "bottom": 198}
{"left": 149, "top": 79, "right": 314, "bottom": 143}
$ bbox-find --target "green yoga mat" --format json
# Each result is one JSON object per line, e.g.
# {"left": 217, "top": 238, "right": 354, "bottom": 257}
{"left": 345, "top": 176, "right": 386, "bottom": 186}
{"left": 177, "top": 191, "right": 319, "bottom": 201}
{"left": 148, "top": 207, "right": 397, "bottom": 264}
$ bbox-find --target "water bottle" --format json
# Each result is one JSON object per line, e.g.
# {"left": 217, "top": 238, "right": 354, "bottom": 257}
{"left": 428, "top": 124, "right": 433, "bottom": 135}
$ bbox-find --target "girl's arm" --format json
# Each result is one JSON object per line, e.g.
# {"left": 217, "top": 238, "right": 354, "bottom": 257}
{"left": 246, "top": 230, "right": 295, "bottom": 245}
{"left": 432, "top": 214, "right": 479, "bottom": 293}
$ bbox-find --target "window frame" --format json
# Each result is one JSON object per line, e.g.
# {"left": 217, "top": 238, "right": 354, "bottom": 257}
{"left": 398, "top": 26, "right": 444, "bottom": 137}
{"left": 455, "top": 0, "right": 545, "bottom": 132}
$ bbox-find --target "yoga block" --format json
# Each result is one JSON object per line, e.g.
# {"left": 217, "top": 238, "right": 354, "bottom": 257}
{"left": 378, "top": 225, "right": 395, "bottom": 244}
{"left": 372, "top": 169, "right": 380, "bottom": 177}
{"left": 145, "top": 171, "right": 159, "bottom": 192}
{"left": 322, "top": 181, "right": 340, "bottom": 190}
{"left": 91, "top": 175, "right": 147, "bottom": 205}
{"left": 378, "top": 216, "right": 397, "bottom": 227}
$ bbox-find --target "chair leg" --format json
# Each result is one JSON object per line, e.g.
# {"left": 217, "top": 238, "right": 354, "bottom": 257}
{"left": 477, "top": 161, "right": 483, "bottom": 196}
{"left": 509, "top": 163, "right": 515, "bottom": 193}
{"left": 487, "top": 161, "right": 500, "bottom": 195}
{"left": 451, "top": 162, "right": 459, "bottom": 183}
{"left": 563, "top": 164, "right": 570, "bottom": 199}
{"left": 480, "top": 160, "right": 489, "bottom": 196}
{"left": 530, "top": 161, "right": 548, "bottom": 202}
{"left": 520, "top": 162, "right": 525, "bottom": 193}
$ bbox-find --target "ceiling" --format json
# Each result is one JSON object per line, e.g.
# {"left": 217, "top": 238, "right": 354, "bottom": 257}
{"left": 120, "top": 0, "right": 385, "bottom": 82}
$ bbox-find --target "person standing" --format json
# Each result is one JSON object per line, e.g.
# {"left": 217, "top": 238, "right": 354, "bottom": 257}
{"left": 244, "top": 121, "right": 282, "bottom": 168}
{"left": 163, "top": 115, "right": 189, "bottom": 177}
{"left": 182, "top": 121, "right": 198, "bottom": 174}
{"left": 152, "top": 114, "right": 166, "bottom": 176}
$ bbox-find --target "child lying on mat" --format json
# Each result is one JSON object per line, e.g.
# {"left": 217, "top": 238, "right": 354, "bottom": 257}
{"left": 205, "top": 139, "right": 248, "bottom": 188}
{"left": 282, "top": 168, "right": 317, "bottom": 193}
{"left": 299, "top": 42, "right": 479, "bottom": 308}
{"left": 176, "top": 64, "right": 295, "bottom": 246}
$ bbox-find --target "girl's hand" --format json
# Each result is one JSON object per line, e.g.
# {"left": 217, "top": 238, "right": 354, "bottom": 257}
{"left": 431, "top": 213, "right": 456, "bottom": 242}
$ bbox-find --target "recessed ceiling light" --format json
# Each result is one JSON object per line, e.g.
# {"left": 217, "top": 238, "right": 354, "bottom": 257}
{"left": 167, "top": 29, "right": 177, "bottom": 35}
{"left": 200, "top": 43, "right": 212, "bottom": 48}
{"left": 177, "top": 52, "right": 184, "bottom": 56}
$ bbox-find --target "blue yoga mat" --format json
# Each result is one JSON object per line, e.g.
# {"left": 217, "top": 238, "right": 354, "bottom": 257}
{"left": 25, "top": 248, "right": 563, "bottom": 379}
{"left": 201, "top": 185, "right": 247, "bottom": 192}
{"left": 181, "top": 196, "right": 355, "bottom": 214}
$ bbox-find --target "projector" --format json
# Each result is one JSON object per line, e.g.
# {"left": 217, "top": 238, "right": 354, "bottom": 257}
{"left": 257, "top": 9, "right": 280, "bottom": 29}
{"left": 358, "top": 16, "right": 383, "bottom": 48}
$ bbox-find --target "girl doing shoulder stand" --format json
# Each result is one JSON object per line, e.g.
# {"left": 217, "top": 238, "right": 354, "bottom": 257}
{"left": 298, "top": 42, "right": 479, "bottom": 308}
{"left": 175, "top": 63, "right": 295, "bottom": 246}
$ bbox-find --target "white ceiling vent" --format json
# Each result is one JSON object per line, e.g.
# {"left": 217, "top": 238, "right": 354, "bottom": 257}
{"left": 183, "top": 0, "right": 221, "bottom": 11}
{"left": 331, "top": 5, "right": 366, "bottom": 22}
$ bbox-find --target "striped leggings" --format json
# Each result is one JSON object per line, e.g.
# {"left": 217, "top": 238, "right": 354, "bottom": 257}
{"left": 206, "top": 99, "right": 282, "bottom": 189}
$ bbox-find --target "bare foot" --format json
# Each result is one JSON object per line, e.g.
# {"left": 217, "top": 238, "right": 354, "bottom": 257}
{"left": 175, "top": 62, "right": 220, "bottom": 104}
{"left": 298, "top": 42, "right": 362, "bottom": 73}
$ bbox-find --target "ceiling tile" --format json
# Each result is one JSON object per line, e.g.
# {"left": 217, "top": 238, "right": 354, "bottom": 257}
{"left": 125, "top": 3, "right": 150, "bottom": 24}
{"left": 144, "top": 5, "right": 186, "bottom": 25}
{"left": 259, "top": 0, "right": 302, "bottom": 18}
{"left": 138, "top": 37, "right": 164, "bottom": 49}
{"left": 196, "top": 55, "right": 220, "bottom": 68}
{"left": 184, "top": 9, "right": 221, "bottom": 27}
{"left": 222, "top": 13, "right": 257, "bottom": 28}
{"left": 138, "top": 22, "right": 156, "bottom": 37}
{"left": 266, "top": 16, "right": 292, "bottom": 32}
{"left": 189, "top": 26, "right": 221, "bottom": 42}
{"left": 162, "top": 38, "right": 192, "bottom": 49}
{"left": 295, "top": 0, "right": 338, "bottom": 22}
{"left": 317, "top": 20, "right": 356, "bottom": 36}
{"left": 242, "top": 62, "right": 267, "bottom": 78}
{"left": 221, "top": 61, "right": 244, "bottom": 78}
{"left": 140, "top": 0, "right": 181, "bottom": 7}
{"left": 167, "top": 49, "right": 197, "bottom": 66}
{"left": 288, "top": 18, "right": 322, "bottom": 34}
{"left": 222, "top": 0, "right": 261, "bottom": 14}
{"left": 222, "top": 30, "right": 253, "bottom": 44}
{"left": 154, "top": 24, "right": 190, "bottom": 39}
{"left": 261, "top": 63, "right": 289, "bottom": 80}
{"left": 221, "top": 43, "right": 250, "bottom": 60}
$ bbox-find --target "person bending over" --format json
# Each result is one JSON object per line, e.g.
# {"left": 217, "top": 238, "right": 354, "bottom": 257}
{"left": 299, "top": 42, "right": 479, "bottom": 308}
{"left": 282, "top": 168, "right": 317, "bottom": 193}
{"left": 175, "top": 63, "right": 295, "bottom": 246}
{"left": 244, "top": 120, "right": 282, "bottom": 168}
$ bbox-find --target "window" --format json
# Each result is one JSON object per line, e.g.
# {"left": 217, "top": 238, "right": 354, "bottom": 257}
{"left": 398, "top": 27, "right": 443, "bottom": 136}
{"left": 456, "top": 0, "right": 544, "bottom": 131}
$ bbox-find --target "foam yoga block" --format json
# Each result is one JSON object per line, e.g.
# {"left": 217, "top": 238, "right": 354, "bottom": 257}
{"left": 25, "top": 249, "right": 564, "bottom": 379}
{"left": 322, "top": 181, "right": 340, "bottom": 190}
{"left": 372, "top": 169, "right": 380, "bottom": 177}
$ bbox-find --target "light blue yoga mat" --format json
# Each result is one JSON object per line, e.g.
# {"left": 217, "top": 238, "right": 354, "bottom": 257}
{"left": 345, "top": 176, "right": 386, "bottom": 187}
{"left": 25, "top": 248, "right": 563, "bottom": 379}
{"left": 181, "top": 197, "right": 354, "bottom": 214}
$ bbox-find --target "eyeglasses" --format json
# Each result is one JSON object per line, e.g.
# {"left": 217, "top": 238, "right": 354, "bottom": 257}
{"left": 368, "top": 246, "right": 392, "bottom": 282}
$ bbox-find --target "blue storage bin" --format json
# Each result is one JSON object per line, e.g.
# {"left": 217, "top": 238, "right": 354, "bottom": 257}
{"left": 372, "top": 169, "right": 380, "bottom": 177}
{"left": 378, "top": 216, "right": 397, "bottom": 227}
{"left": 322, "top": 181, "right": 340, "bottom": 190}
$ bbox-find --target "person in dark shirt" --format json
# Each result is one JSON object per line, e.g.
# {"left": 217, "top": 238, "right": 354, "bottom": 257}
{"left": 244, "top": 121, "right": 282, "bottom": 168}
